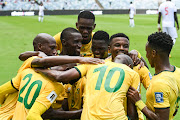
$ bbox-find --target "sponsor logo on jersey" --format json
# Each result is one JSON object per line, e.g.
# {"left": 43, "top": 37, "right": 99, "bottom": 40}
{"left": 155, "top": 92, "right": 164, "bottom": 103}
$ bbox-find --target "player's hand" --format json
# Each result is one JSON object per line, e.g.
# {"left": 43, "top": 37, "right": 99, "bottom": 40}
{"left": 138, "top": 60, "right": 145, "bottom": 70}
{"left": 79, "top": 57, "right": 105, "bottom": 64}
{"left": 38, "top": 51, "right": 47, "bottom": 58}
{"left": 158, "top": 27, "right": 161, "bottom": 32}
{"left": 129, "top": 50, "right": 138, "bottom": 63}
{"left": 127, "top": 86, "right": 141, "bottom": 104}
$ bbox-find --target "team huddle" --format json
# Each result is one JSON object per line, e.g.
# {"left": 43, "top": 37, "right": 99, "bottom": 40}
{"left": 0, "top": 0, "right": 180, "bottom": 120}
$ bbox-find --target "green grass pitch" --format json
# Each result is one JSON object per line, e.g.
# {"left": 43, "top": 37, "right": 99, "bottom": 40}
{"left": 0, "top": 14, "right": 180, "bottom": 119}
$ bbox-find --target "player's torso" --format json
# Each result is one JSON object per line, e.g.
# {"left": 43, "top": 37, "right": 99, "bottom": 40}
{"left": 12, "top": 68, "right": 52, "bottom": 120}
{"left": 65, "top": 77, "right": 86, "bottom": 111}
{"left": 81, "top": 62, "right": 136, "bottom": 120}
{"left": 146, "top": 71, "right": 178, "bottom": 120}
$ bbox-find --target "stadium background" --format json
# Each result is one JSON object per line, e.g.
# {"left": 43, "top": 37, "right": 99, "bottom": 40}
{"left": 0, "top": 0, "right": 180, "bottom": 119}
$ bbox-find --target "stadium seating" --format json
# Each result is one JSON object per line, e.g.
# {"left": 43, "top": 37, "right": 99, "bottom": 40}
{"left": 0, "top": 0, "right": 179, "bottom": 11}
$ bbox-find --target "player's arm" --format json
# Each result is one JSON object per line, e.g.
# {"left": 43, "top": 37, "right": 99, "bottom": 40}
{"left": 35, "top": 68, "right": 81, "bottom": 84}
{"left": 127, "top": 86, "right": 169, "bottom": 120}
{"left": 127, "top": 97, "right": 138, "bottom": 120}
{"left": 42, "top": 107, "right": 82, "bottom": 119}
{"left": 19, "top": 51, "right": 47, "bottom": 61}
{"left": 158, "top": 12, "right": 162, "bottom": 32}
{"left": 174, "top": 12, "right": 179, "bottom": 30}
{"left": 31, "top": 56, "right": 104, "bottom": 68}
{"left": 27, "top": 102, "right": 47, "bottom": 120}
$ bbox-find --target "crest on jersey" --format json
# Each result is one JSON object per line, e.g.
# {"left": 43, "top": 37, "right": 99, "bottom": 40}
{"left": 46, "top": 91, "right": 58, "bottom": 103}
{"left": 155, "top": 92, "right": 164, "bottom": 103}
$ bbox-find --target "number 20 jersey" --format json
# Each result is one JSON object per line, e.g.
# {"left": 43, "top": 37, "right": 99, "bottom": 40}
{"left": 75, "top": 61, "right": 140, "bottom": 120}
{"left": 11, "top": 68, "right": 63, "bottom": 120}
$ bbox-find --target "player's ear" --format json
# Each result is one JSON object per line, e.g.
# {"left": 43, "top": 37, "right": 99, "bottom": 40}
{"left": 108, "top": 45, "right": 111, "bottom": 53}
{"left": 76, "top": 22, "right": 78, "bottom": 29}
{"left": 152, "top": 49, "right": 157, "bottom": 58}
{"left": 92, "top": 23, "right": 96, "bottom": 30}
{"left": 38, "top": 43, "right": 42, "bottom": 50}
{"left": 61, "top": 39, "right": 66, "bottom": 46}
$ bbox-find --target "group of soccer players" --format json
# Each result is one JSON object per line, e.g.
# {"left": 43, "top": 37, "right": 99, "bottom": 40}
{"left": 0, "top": 0, "right": 180, "bottom": 119}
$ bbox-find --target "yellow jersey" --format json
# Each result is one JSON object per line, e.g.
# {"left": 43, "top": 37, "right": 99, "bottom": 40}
{"left": 64, "top": 77, "right": 86, "bottom": 111}
{"left": 0, "top": 57, "right": 37, "bottom": 120}
{"left": 54, "top": 32, "right": 94, "bottom": 57}
{"left": 12, "top": 68, "right": 63, "bottom": 120}
{"left": 146, "top": 71, "right": 178, "bottom": 120}
{"left": 75, "top": 61, "right": 140, "bottom": 120}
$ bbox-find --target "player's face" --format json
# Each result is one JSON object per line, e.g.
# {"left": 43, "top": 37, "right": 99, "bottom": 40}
{"left": 66, "top": 33, "right": 83, "bottom": 56}
{"left": 146, "top": 42, "right": 154, "bottom": 68}
{"left": 76, "top": 18, "right": 95, "bottom": 43}
{"left": 109, "top": 37, "right": 129, "bottom": 61}
{"left": 92, "top": 40, "right": 108, "bottom": 59}
{"left": 41, "top": 40, "right": 57, "bottom": 56}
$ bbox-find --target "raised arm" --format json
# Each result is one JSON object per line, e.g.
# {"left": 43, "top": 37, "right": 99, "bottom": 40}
{"left": 19, "top": 51, "right": 47, "bottom": 61}
{"left": 35, "top": 68, "right": 80, "bottom": 84}
{"left": 31, "top": 56, "right": 104, "bottom": 68}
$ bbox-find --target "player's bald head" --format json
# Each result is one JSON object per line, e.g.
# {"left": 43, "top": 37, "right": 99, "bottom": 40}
{"left": 61, "top": 27, "right": 80, "bottom": 41}
{"left": 33, "top": 33, "right": 56, "bottom": 51}
{"left": 114, "top": 54, "right": 134, "bottom": 69}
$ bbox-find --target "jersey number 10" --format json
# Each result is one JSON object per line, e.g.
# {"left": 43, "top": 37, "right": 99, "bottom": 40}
{"left": 93, "top": 65, "right": 125, "bottom": 93}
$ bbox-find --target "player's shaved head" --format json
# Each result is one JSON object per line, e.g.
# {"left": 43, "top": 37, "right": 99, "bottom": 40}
{"left": 110, "top": 33, "right": 129, "bottom": 45}
{"left": 33, "top": 33, "right": 56, "bottom": 51}
{"left": 61, "top": 27, "right": 80, "bottom": 40}
{"left": 114, "top": 54, "right": 134, "bottom": 69}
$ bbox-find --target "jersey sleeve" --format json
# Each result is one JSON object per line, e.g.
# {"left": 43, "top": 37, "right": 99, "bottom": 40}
{"left": 18, "top": 56, "right": 38, "bottom": 73}
{"left": 53, "top": 32, "right": 62, "bottom": 51}
{"left": 158, "top": 5, "right": 162, "bottom": 13}
{"left": 11, "top": 71, "right": 22, "bottom": 90}
{"left": 74, "top": 64, "right": 89, "bottom": 78}
{"left": 151, "top": 81, "right": 171, "bottom": 108}
{"left": 35, "top": 82, "right": 64, "bottom": 109}
{"left": 133, "top": 65, "right": 151, "bottom": 89}
{"left": 131, "top": 72, "right": 140, "bottom": 92}
{"left": 173, "top": 4, "right": 177, "bottom": 12}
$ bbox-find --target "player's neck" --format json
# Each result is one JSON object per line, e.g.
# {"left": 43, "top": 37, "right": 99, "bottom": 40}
{"left": 154, "top": 58, "right": 172, "bottom": 74}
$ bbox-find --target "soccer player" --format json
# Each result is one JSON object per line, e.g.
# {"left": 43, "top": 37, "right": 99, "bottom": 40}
{"left": 54, "top": 11, "right": 96, "bottom": 57}
{"left": 35, "top": 54, "right": 140, "bottom": 120}
{"left": 0, "top": 33, "right": 103, "bottom": 120}
{"left": 107, "top": 33, "right": 151, "bottom": 120}
{"left": 129, "top": 2, "right": 136, "bottom": 27}
{"left": 38, "top": 2, "right": 44, "bottom": 22}
{"left": 127, "top": 32, "right": 178, "bottom": 120}
{"left": 92, "top": 30, "right": 110, "bottom": 59}
{"left": 158, "top": 0, "right": 179, "bottom": 45}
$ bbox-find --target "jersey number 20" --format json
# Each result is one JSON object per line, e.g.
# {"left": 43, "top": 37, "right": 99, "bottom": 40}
{"left": 18, "top": 73, "right": 42, "bottom": 109}
{"left": 93, "top": 65, "right": 125, "bottom": 93}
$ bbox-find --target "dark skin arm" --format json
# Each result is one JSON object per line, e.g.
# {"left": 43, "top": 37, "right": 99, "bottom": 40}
{"left": 127, "top": 86, "right": 169, "bottom": 120}
{"left": 19, "top": 51, "right": 47, "bottom": 61}
{"left": 42, "top": 107, "right": 82, "bottom": 119}
{"left": 174, "top": 12, "right": 179, "bottom": 30}
{"left": 158, "top": 12, "right": 162, "bottom": 32}
{"left": 35, "top": 68, "right": 80, "bottom": 84}
{"left": 127, "top": 97, "right": 138, "bottom": 120}
{"left": 31, "top": 56, "right": 104, "bottom": 68}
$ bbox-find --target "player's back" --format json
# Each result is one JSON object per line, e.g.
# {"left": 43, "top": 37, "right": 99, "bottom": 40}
{"left": 159, "top": 1, "right": 176, "bottom": 27}
{"left": 146, "top": 71, "right": 178, "bottom": 120}
{"left": 12, "top": 68, "right": 63, "bottom": 120}
{"left": 81, "top": 62, "right": 140, "bottom": 120}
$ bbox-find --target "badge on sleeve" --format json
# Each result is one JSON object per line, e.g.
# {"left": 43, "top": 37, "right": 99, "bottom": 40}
{"left": 155, "top": 92, "right": 164, "bottom": 103}
{"left": 46, "top": 91, "right": 58, "bottom": 103}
